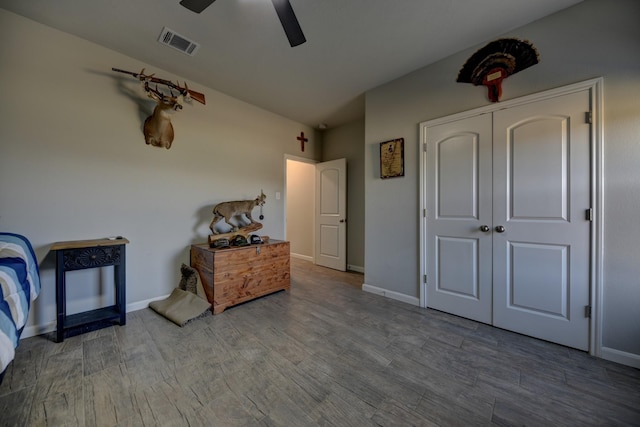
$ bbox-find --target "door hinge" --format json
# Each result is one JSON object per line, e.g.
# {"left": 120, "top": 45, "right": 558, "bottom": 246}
{"left": 424, "top": 274, "right": 428, "bottom": 284}
{"left": 586, "top": 208, "right": 593, "bottom": 221}
{"left": 423, "top": 142, "right": 427, "bottom": 152}
{"left": 423, "top": 208, "right": 427, "bottom": 218}
{"left": 585, "top": 305, "right": 592, "bottom": 318}
{"left": 585, "top": 111, "right": 592, "bottom": 124}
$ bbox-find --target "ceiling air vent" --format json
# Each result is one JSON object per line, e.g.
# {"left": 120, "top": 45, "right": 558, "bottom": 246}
{"left": 158, "top": 27, "right": 200, "bottom": 56}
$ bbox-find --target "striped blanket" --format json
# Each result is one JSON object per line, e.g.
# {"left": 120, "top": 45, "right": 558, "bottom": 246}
{"left": 0, "top": 233, "right": 41, "bottom": 378}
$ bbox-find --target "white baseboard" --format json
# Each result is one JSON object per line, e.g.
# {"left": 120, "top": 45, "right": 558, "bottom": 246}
{"left": 290, "top": 253, "right": 363, "bottom": 274}
{"left": 362, "top": 283, "right": 420, "bottom": 306}
{"left": 127, "top": 294, "right": 170, "bottom": 312}
{"left": 600, "top": 346, "right": 640, "bottom": 369}
{"left": 22, "top": 321, "right": 56, "bottom": 338}
{"left": 347, "top": 264, "right": 364, "bottom": 274}
{"left": 290, "top": 252, "right": 313, "bottom": 262}
{"left": 20, "top": 295, "right": 170, "bottom": 340}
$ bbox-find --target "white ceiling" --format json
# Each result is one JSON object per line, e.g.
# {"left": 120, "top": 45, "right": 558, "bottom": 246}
{"left": 1, "top": 0, "right": 582, "bottom": 129}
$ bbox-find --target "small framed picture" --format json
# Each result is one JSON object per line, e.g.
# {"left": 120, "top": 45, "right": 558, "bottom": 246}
{"left": 380, "top": 138, "right": 404, "bottom": 179}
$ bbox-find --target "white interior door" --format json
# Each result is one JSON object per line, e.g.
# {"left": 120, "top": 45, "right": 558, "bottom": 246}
{"left": 492, "top": 91, "right": 591, "bottom": 350}
{"left": 315, "top": 158, "right": 347, "bottom": 271}
{"left": 426, "top": 114, "right": 493, "bottom": 323}
{"left": 425, "top": 89, "right": 592, "bottom": 350}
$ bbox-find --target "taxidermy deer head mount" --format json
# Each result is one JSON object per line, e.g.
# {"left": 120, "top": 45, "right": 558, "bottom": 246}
{"left": 112, "top": 68, "right": 206, "bottom": 149}
{"left": 143, "top": 82, "right": 181, "bottom": 149}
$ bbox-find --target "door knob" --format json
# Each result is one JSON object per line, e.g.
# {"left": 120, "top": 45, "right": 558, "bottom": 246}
{"left": 495, "top": 225, "right": 505, "bottom": 233}
{"left": 339, "top": 219, "right": 346, "bottom": 223}
{"left": 479, "top": 225, "right": 490, "bottom": 232}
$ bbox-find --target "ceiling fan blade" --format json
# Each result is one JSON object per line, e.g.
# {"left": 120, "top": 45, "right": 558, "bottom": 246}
{"left": 180, "top": 0, "right": 216, "bottom": 14}
{"left": 271, "top": 0, "right": 306, "bottom": 47}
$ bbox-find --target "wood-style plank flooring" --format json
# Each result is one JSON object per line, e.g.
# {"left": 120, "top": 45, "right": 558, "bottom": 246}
{"left": 1, "top": 258, "right": 639, "bottom": 426}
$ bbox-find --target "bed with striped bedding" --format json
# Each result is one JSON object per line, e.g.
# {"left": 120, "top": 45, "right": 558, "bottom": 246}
{"left": 0, "top": 233, "right": 40, "bottom": 380}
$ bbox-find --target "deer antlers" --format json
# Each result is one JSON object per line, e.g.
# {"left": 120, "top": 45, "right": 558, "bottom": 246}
{"left": 143, "top": 82, "right": 183, "bottom": 110}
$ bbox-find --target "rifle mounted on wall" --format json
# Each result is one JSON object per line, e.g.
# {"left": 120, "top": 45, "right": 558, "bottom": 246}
{"left": 112, "top": 67, "right": 206, "bottom": 105}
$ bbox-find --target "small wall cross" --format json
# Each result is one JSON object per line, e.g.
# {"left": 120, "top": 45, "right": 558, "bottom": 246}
{"left": 296, "top": 132, "right": 308, "bottom": 152}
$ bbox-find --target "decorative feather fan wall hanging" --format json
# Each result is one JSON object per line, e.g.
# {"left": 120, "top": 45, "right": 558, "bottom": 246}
{"left": 457, "top": 38, "right": 540, "bottom": 102}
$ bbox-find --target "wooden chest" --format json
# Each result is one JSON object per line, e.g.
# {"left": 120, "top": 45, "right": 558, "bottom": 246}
{"left": 190, "top": 240, "right": 290, "bottom": 314}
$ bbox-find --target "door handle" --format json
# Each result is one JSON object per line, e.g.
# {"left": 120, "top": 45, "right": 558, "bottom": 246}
{"left": 495, "top": 225, "right": 505, "bottom": 233}
{"left": 479, "top": 225, "right": 490, "bottom": 232}
{"left": 339, "top": 219, "right": 346, "bottom": 223}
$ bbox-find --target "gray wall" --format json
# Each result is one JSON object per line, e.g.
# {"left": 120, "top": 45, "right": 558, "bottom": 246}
{"left": 322, "top": 119, "right": 365, "bottom": 272}
{"left": 0, "top": 10, "right": 320, "bottom": 334}
{"left": 364, "top": 0, "right": 640, "bottom": 365}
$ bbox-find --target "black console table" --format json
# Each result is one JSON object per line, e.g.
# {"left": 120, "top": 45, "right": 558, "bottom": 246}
{"left": 51, "top": 237, "right": 129, "bottom": 342}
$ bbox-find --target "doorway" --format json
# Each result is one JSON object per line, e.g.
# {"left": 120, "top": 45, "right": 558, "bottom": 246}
{"left": 285, "top": 157, "right": 315, "bottom": 261}
{"left": 285, "top": 156, "right": 348, "bottom": 271}
{"left": 420, "top": 79, "right": 603, "bottom": 353}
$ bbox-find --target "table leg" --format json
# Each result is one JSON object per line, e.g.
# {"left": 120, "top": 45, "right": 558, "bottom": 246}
{"left": 115, "top": 247, "right": 126, "bottom": 325}
{"left": 55, "top": 251, "right": 66, "bottom": 343}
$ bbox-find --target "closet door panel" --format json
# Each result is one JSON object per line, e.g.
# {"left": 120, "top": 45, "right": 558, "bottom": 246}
{"left": 492, "top": 90, "right": 591, "bottom": 351}
{"left": 426, "top": 114, "right": 493, "bottom": 324}
{"left": 510, "top": 118, "right": 568, "bottom": 220}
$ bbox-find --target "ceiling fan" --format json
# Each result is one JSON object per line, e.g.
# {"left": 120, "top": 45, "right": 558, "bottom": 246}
{"left": 179, "top": 0, "right": 306, "bottom": 47}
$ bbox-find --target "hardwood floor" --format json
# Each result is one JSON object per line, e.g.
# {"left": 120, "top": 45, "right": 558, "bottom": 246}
{"left": 1, "top": 258, "right": 639, "bottom": 426}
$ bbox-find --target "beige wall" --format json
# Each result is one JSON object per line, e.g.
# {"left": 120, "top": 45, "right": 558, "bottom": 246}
{"left": 364, "top": 0, "right": 640, "bottom": 366}
{"left": 285, "top": 158, "right": 315, "bottom": 260}
{"left": 0, "top": 10, "right": 320, "bottom": 334}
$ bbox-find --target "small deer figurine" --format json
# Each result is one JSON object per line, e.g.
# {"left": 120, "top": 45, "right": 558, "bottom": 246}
{"left": 142, "top": 82, "right": 183, "bottom": 149}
